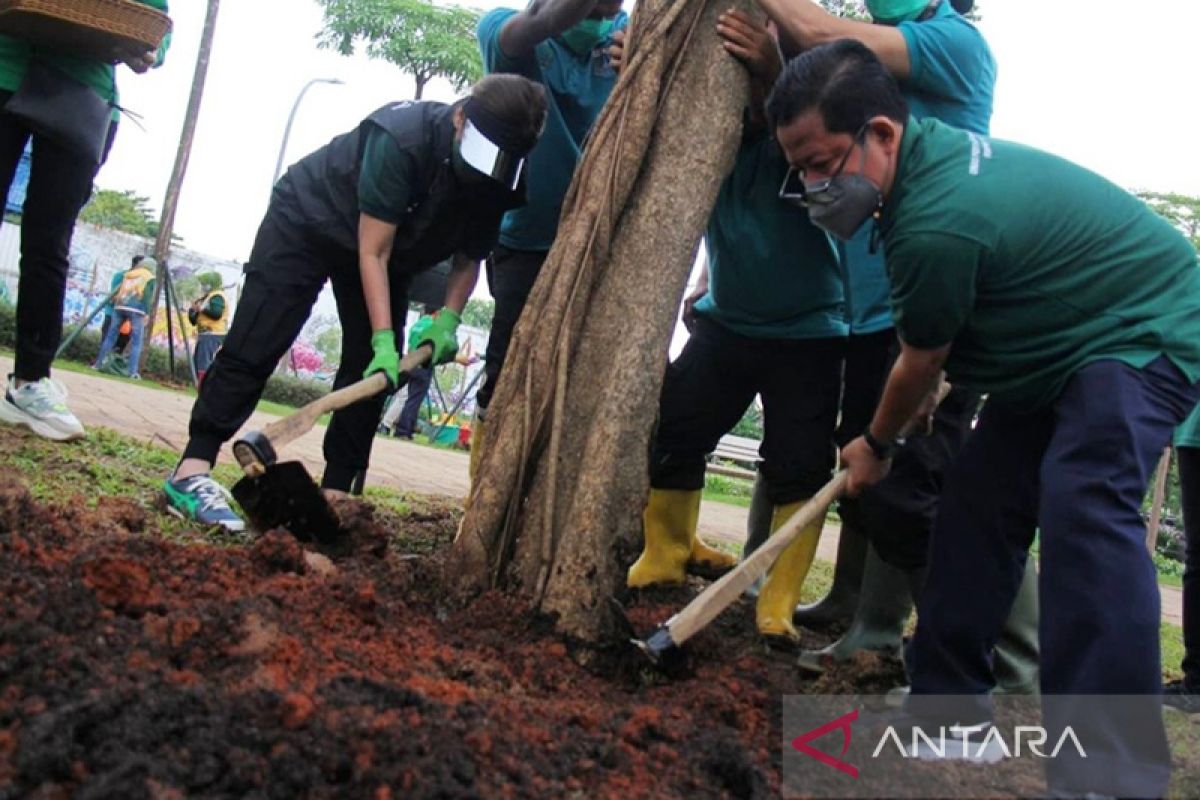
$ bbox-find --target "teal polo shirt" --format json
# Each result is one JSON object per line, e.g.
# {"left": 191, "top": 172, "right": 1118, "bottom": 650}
{"left": 697, "top": 129, "right": 845, "bottom": 340}
{"left": 843, "top": 1, "right": 996, "bottom": 335}
{"left": 881, "top": 117, "right": 1200, "bottom": 410}
{"left": 478, "top": 8, "right": 626, "bottom": 252}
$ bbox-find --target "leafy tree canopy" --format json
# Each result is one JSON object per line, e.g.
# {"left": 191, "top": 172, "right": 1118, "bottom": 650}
{"left": 460, "top": 297, "right": 495, "bottom": 329}
{"left": 79, "top": 190, "right": 162, "bottom": 239}
{"left": 316, "top": 0, "right": 483, "bottom": 99}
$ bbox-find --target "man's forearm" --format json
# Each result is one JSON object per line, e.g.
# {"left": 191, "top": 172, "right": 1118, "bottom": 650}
{"left": 503, "top": 0, "right": 599, "bottom": 53}
{"left": 443, "top": 255, "right": 481, "bottom": 313}
{"left": 868, "top": 344, "right": 948, "bottom": 442}
{"left": 755, "top": 0, "right": 834, "bottom": 51}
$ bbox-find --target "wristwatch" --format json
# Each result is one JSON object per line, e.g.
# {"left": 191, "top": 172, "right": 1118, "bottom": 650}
{"left": 863, "top": 429, "right": 904, "bottom": 460}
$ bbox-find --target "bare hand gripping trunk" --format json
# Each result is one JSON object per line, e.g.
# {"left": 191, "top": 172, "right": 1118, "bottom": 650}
{"left": 449, "top": 0, "right": 751, "bottom": 643}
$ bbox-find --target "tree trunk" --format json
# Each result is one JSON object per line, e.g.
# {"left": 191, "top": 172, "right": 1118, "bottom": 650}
{"left": 448, "top": 0, "right": 751, "bottom": 643}
{"left": 143, "top": 0, "right": 221, "bottom": 374}
{"left": 414, "top": 74, "right": 427, "bottom": 101}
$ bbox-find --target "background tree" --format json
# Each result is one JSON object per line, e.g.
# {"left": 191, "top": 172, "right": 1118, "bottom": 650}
{"left": 79, "top": 190, "right": 162, "bottom": 239}
{"left": 1138, "top": 191, "right": 1200, "bottom": 250}
{"left": 731, "top": 401, "right": 763, "bottom": 439}
{"left": 313, "top": 326, "right": 343, "bottom": 366}
{"left": 460, "top": 297, "right": 495, "bottom": 329}
{"left": 316, "top": 0, "right": 483, "bottom": 99}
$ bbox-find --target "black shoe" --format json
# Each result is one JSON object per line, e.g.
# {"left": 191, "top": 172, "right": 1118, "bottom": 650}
{"left": 1164, "top": 678, "right": 1200, "bottom": 714}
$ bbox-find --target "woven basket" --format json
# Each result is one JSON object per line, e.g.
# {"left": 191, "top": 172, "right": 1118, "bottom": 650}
{"left": 0, "top": 0, "right": 171, "bottom": 62}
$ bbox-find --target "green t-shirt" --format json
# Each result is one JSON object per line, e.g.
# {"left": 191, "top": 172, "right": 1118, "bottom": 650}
{"left": 882, "top": 117, "right": 1200, "bottom": 410}
{"left": 477, "top": 8, "right": 626, "bottom": 251}
{"left": 357, "top": 125, "right": 414, "bottom": 224}
{"left": 696, "top": 129, "right": 846, "bottom": 339}
{"left": 0, "top": 0, "right": 169, "bottom": 108}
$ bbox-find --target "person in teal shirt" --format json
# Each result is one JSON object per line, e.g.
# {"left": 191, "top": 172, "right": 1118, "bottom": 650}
{"left": 623, "top": 15, "right": 852, "bottom": 646}
{"left": 472, "top": 0, "right": 627, "bottom": 477}
{"left": 0, "top": 1, "right": 169, "bottom": 442}
{"left": 769, "top": 40, "right": 1200, "bottom": 794}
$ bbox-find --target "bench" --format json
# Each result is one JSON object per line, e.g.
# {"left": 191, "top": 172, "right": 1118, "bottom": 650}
{"left": 707, "top": 434, "right": 759, "bottom": 481}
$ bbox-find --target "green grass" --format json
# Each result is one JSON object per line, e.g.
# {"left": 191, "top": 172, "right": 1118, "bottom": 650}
{"left": 1160, "top": 572, "right": 1184, "bottom": 589}
{"left": 702, "top": 473, "right": 754, "bottom": 508}
{"left": 1162, "top": 620, "right": 1188, "bottom": 682}
{"left": 1, "top": 422, "right": 455, "bottom": 550}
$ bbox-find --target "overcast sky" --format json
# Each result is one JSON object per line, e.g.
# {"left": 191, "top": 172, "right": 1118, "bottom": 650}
{"left": 101, "top": 0, "right": 1200, "bottom": 267}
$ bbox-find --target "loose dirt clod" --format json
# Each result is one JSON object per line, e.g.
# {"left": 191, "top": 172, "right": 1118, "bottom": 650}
{"left": 0, "top": 473, "right": 924, "bottom": 798}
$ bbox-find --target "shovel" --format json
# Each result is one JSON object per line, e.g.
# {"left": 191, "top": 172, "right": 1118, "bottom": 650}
{"left": 230, "top": 344, "right": 433, "bottom": 544}
{"left": 626, "top": 383, "right": 952, "bottom": 667}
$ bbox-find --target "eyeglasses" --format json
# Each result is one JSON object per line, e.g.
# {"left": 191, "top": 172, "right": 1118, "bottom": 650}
{"left": 778, "top": 123, "right": 868, "bottom": 208}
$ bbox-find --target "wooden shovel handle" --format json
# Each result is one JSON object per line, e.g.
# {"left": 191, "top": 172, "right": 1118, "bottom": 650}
{"left": 254, "top": 343, "right": 433, "bottom": 456}
{"left": 662, "top": 381, "right": 953, "bottom": 647}
{"left": 665, "top": 471, "right": 847, "bottom": 645}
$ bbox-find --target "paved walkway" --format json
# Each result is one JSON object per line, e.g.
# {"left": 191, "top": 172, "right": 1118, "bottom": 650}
{"left": 6, "top": 356, "right": 1185, "bottom": 626}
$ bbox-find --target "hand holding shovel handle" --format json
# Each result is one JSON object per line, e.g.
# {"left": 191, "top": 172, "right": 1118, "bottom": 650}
{"left": 633, "top": 381, "right": 952, "bottom": 665}
{"left": 235, "top": 343, "right": 434, "bottom": 477}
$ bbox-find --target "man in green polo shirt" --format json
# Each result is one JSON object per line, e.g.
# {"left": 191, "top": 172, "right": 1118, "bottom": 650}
{"left": 768, "top": 39, "right": 1200, "bottom": 795}
{"left": 474, "top": 0, "right": 627, "bottom": 478}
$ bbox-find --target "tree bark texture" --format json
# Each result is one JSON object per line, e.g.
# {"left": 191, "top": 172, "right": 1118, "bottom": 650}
{"left": 448, "top": 0, "right": 751, "bottom": 642}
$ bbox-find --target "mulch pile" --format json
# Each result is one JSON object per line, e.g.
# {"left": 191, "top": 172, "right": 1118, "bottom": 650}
{"left": 0, "top": 474, "right": 942, "bottom": 799}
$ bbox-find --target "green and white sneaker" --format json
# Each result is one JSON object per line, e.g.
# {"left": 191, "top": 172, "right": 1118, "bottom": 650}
{"left": 164, "top": 472, "right": 246, "bottom": 532}
{"left": 0, "top": 376, "right": 85, "bottom": 441}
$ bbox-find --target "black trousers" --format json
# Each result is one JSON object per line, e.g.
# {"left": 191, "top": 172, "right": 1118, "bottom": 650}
{"left": 183, "top": 209, "right": 408, "bottom": 492}
{"left": 0, "top": 90, "right": 114, "bottom": 381}
{"left": 650, "top": 316, "right": 844, "bottom": 505}
{"left": 1179, "top": 445, "right": 1200, "bottom": 687}
{"left": 836, "top": 328, "right": 981, "bottom": 569}
{"left": 477, "top": 245, "right": 546, "bottom": 411}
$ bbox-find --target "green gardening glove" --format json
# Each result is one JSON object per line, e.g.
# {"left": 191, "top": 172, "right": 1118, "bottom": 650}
{"left": 417, "top": 307, "right": 461, "bottom": 365}
{"left": 364, "top": 329, "right": 400, "bottom": 390}
{"left": 406, "top": 313, "right": 434, "bottom": 352}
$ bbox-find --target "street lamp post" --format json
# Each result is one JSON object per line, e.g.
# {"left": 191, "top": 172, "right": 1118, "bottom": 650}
{"left": 272, "top": 77, "right": 342, "bottom": 376}
{"left": 271, "top": 77, "right": 344, "bottom": 191}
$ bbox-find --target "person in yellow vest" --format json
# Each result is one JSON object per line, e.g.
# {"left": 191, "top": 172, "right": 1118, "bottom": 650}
{"left": 93, "top": 257, "right": 157, "bottom": 379}
{"left": 187, "top": 271, "right": 227, "bottom": 384}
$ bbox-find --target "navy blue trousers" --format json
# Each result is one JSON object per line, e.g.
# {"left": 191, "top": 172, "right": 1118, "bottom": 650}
{"left": 395, "top": 364, "right": 432, "bottom": 438}
{"left": 907, "top": 357, "right": 1200, "bottom": 797}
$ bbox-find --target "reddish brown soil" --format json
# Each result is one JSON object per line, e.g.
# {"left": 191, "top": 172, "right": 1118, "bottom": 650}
{"left": 0, "top": 474, "right": 932, "bottom": 799}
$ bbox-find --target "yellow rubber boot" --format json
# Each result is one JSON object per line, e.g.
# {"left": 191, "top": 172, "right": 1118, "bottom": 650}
{"left": 627, "top": 488, "right": 701, "bottom": 589}
{"left": 687, "top": 526, "right": 738, "bottom": 577}
{"left": 755, "top": 499, "right": 825, "bottom": 645}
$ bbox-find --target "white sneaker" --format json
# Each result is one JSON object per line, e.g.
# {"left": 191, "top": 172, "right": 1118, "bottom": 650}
{"left": 0, "top": 376, "right": 86, "bottom": 441}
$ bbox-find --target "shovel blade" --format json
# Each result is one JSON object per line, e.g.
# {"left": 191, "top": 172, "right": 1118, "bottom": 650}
{"left": 231, "top": 460, "right": 342, "bottom": 545}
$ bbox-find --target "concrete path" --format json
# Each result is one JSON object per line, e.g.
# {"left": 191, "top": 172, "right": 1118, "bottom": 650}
{"left": 5, "top": 355, "right": 1185, "bottom": 626}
